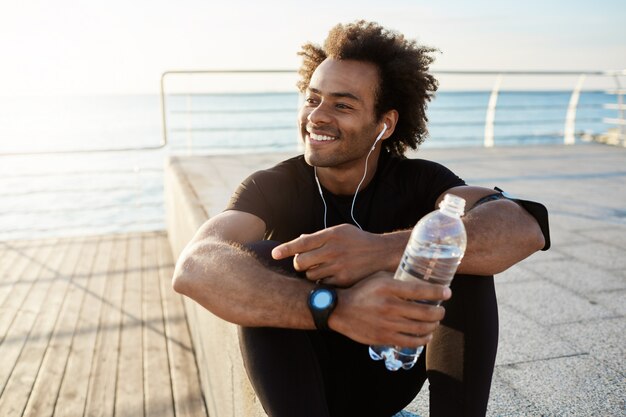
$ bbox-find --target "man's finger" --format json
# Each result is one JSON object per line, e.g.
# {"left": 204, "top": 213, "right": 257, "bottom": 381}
{"left": 271, "top": 236, "right": 306, "bottom": 259}
{"left": 304, "top": 263, "right": 335, "bottom": 281}
{"left": 272, "top": 233, "right": 322, "bottom": 259}
{"left": 393, "top": 279, "right": 452, "bottom": 303}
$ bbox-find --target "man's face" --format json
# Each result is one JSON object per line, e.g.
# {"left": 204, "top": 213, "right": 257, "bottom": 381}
{"left": 298, "top": 58, "right": 382, "bottom": 170}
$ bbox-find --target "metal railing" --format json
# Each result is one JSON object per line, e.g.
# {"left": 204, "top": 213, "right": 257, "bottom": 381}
{"left": 160, "top": 69, "right": 626, "bottom": 149}
{"left": 160, "top": 69, "right": 295, "bottom": 153}
{"left": 2, "top": 68, "right": 624, "bottom": 240}
{"left": 0, "top": 93, "right": 171, "bottom": 240}
{"left": 0, "top": 137, "right": 167, "bottom": 157}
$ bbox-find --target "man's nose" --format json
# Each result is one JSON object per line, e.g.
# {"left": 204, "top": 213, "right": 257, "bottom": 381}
{"left": 307, "top": 102, "right": 332, "bottom": 125}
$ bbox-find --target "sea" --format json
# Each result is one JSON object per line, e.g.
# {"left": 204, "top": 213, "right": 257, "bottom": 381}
{"left": 0, "top": 91, "right": 618, "bottom": 240}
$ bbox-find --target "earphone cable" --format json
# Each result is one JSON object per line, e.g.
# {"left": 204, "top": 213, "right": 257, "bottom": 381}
{"left": 314, "top": 124, "right": 387, "bottom": 231}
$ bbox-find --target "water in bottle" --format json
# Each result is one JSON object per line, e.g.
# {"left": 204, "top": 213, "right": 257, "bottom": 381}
{"left": 369, "top": 193, "right": 467, "bottom": 371}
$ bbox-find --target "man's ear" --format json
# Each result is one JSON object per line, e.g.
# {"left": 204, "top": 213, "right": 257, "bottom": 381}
{"left": 380, "top": 110, "right": 399, "bottom": 140}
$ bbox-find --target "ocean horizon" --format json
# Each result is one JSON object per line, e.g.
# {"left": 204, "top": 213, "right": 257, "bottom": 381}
{"left": 0, "top": 91, "right": 619, "bottom": 240}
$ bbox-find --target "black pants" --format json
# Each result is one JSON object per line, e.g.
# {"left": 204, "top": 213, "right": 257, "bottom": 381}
{"left": 239, "top": 241, "right": 499, "bottom": 417}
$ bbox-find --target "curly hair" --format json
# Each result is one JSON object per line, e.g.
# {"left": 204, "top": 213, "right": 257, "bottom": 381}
{"left": 297, "top": 20, "right": 439, "bottom": 157}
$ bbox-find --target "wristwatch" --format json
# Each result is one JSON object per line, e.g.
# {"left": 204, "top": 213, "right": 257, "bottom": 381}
{"left": 308, "top": 285, "right": 337, "bottom": 331}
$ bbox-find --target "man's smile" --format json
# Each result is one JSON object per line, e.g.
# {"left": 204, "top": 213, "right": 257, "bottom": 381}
{"left": 309, "top": 132, "right": 337, "bottom": 142}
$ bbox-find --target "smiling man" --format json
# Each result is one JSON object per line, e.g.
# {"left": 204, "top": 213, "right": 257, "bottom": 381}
{"left": 172, "top": 21, "right": 548, "bottom": 417}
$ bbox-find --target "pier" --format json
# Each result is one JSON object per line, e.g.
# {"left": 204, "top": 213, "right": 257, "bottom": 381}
{"left": 0, "top": 232, "right": 207, "bottom": 417}
{"left": 1, "top": 142, "right": 624, "bottom": 416}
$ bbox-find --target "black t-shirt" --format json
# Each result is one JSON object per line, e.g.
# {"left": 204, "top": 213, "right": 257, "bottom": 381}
{"left": 226, "top": 151, "right": 465, "bottom": 241}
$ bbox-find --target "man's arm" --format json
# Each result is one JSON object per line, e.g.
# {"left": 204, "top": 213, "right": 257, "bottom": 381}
{"left": 171, "top": 210, "right": 450, "bottom": 347}
{"left": 441, "top": 185, "right": 545, "bottom": 275}
{"left": 270, "top": 224, "right": 409, "bottom": 286}
{"left": 172, "top": 210, "right": 312, "bottom": 328}
{"left": 273, "top": 186, "right": 546, "bottom": 284}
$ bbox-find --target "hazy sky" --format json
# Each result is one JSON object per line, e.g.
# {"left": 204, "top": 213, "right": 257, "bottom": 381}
{"left": 1, "top": 0, "right": 624, "bottom": 95}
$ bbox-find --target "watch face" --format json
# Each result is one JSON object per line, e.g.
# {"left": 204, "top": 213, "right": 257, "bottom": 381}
{"left": 312, "top": 289, "right": 333, "bottom": 309}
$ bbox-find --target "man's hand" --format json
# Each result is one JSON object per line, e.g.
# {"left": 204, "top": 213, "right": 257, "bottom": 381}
{"left": 271, "top": 224, "right": 404, "bottom": 287}
{"left": 330, "top": 271, "right": 451, "bottom": 347}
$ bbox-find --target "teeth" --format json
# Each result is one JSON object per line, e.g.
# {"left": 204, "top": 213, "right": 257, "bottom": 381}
{"left": 310, "top": 133, "right": 336, "bottom": 141}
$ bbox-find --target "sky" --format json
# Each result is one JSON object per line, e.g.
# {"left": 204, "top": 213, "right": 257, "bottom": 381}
{"left": 1, "top": 0, "right": 625, "bottom": 95}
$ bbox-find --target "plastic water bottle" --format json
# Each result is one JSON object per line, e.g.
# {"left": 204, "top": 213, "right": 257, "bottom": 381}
{"left": 369, "top": 193, "right": 467, "bottom": 371}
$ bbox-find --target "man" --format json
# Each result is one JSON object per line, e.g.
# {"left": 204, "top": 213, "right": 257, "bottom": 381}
{"left": 172, "top": 21, "right": 548, "bottom": 417}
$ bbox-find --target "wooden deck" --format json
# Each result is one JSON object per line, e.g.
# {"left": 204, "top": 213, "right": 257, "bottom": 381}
{"left": 0, "top": 231, "right": 208, "bottom": 417}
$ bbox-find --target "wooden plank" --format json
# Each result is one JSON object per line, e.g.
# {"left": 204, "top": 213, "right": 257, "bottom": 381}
{"left": 21, "top": 235, "right": 99, "bottom": 417}
{"left": 143, "top": 232, "right": 175, "bottom": 417}
{"left": 83, "top": 234, "right": 128, "bottom": 417}
{"left": 0, "top": 238, "right": 62, "bottom": 397}
{"left": 0, "top": 239, "right": 46, "bottom": 330}
{"left": 114, "top": 232, "right": 145, "bottom": 416}
{"left": 0, "top": 236, "right": 83, "bottom": 416}
{"left": 54, "top": 236, "right": 111, "bottom": 417}
{"left": 0, "top": 231, "right": 208, "bottom": 417}
{"left": 157, "top": 232, "right": 208, "bottom": 417}
{"left": 0, "top": 240, "right": 20, "bottom": 283}
{"left": 0, "top": 241, "right": 9, "bottom": 273}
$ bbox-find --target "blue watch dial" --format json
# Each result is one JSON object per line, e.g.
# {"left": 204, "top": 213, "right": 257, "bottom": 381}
{"left": 312, "top": 290, "right": 332, "bottom": 309}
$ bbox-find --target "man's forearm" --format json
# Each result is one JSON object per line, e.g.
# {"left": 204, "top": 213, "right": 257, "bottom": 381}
{"left": 172, "top": 237, "right": 450, "bottom": 347}
{"left": 379, "top": 229, "right": 411, "bottom": 272}
{"left": 457, "top": 199, "right": 545, "bottom": 275}
{"left": 172, "top": 239, "right": 316, "bottom": 329}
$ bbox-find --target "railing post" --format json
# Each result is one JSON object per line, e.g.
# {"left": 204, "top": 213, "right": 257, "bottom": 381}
{"left": 564, "top": 74, "right": 586, "bottom": 145}
{"left": 614, "top": 74, "right": 625, "bottom": 142}
{"left": 160, "top": 72, "right": 169, "bottom": 150}
{"left": 186, "top": 94, "right": 193, "bottom": 155}
{"left": 484, "top": 74, "right": 502, "bottom": 147}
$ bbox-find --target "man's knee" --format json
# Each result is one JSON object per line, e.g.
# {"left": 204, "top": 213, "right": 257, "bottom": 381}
{"left": 244, "top": 240, "right": 301, "bottom": 277}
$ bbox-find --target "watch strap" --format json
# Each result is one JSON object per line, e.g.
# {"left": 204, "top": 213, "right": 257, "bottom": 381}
{"left": 308, "top": 285, "right": 337, "bottom": 331}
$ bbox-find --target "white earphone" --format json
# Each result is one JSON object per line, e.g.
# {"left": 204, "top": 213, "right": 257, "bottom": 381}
{"left": 371, "top": 123, "right": 388, "bottom": 150}
{"left": 315, "top": 122, "right": 389, "bottom": 230}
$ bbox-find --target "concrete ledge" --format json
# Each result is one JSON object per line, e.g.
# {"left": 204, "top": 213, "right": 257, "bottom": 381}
{"left": 165, "top": 155, "right": 284, "bottom": 417}
{"left": 165, "top": 156, "right": 263, "bottom": 417}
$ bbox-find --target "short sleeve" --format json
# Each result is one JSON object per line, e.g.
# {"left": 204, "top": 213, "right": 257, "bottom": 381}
{"left": 226, "top": 172, "right": 275, "bottom": 226}
{"left": 416, "top": 160, "right": 466, "bottom": 210}
{"left": 224, "top": 156, "right": 310, "bottom": 233}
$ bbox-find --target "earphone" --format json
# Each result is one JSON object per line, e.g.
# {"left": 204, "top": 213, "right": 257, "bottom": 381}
{"left": 315, "top": 122, "right": 388, "bottom": 229}
{"left": 371, "top": 123, "right": 387, "bottom": 150}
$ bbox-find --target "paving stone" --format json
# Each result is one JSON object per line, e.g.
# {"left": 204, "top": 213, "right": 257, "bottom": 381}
{"left": 556, "top": 241, "right": 626, "bottom": 270}
{"left": 495, "top": 280, "right": 614, "bottom": 325}
{"left": 578, "top": 227, "right": 626, "bottom": 250}
{"left": 497, "top": 263, "right": 543, "bottom": 284}
{"left": 553, "top": 316, "right": 626, "bottom": 375}
{"left": 545, "top": 227, "right": 590, "bottom": 247}
{"left": 523, "top": 258, "right": 626, "bottom": 295}
{"left": 495, "top": 304, "right": 581, "bottom": 366}
{"left": 487, "top": 368, "right": 543, "bottom": 416}
{"left": 550, "top": 214, "right": 617, "bottom": 234}
{"left": 588, "top": 288, "right": 626, "bottom": 316}
{"left": 403, "top": 383, "right": 429, "bottom": 417}
{"left": 496, "top": 355, "right": 625, "bottom": 416}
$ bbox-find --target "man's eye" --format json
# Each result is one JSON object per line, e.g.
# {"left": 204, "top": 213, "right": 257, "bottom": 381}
{"left": 306, "top": 97, "right": 318, "bottom": 105}
{"left": 336, "top": 103, "right": 351, "bottom": 110}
